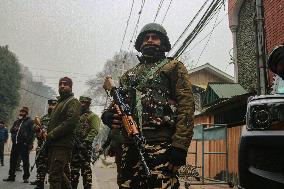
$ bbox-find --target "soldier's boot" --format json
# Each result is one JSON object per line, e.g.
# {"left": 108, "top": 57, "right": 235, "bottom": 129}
{"left": 30, "top": 180, "right": 39, "bottom": 185}
{"left": 34, "top": 181, "right": 44, "bottom": 189}
{"left": 3, "top": 176, "right": 15, "bottom": 182}
{"left": 84, "top": 184, "right": 91, "bottom": 189}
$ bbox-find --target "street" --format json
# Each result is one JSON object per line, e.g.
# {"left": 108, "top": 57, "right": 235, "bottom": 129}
{"left": 0, "top": 153, "right": 118, "bottom": 189}
{"left": 0, "top": 153, "right": 237, "bottom": 189}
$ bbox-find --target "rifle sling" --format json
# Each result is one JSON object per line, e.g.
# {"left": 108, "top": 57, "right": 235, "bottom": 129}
{"left": 134, "top": 58, "right": 170, "bottom": 131}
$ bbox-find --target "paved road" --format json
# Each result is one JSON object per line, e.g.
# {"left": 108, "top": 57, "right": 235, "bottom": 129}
{"left": 0, "top": 153, "right": 237, "bottom": 189}
{"left": 0, "top": 153, "right": 118, "bottom": 189}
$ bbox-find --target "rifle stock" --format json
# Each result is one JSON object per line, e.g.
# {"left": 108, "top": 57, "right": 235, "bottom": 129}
{"left": 103, "top": 77, "right": 151, "bottom": 177}
{"left": 31, "top": 116, "right": 47, "bottom": 172}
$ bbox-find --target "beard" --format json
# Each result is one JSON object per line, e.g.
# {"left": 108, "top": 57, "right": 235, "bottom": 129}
{"left": 59, "top": 89, "right": 70, "bottom": 98}
{"left": 48, "top": 108, "right": 53, "bottom": 114}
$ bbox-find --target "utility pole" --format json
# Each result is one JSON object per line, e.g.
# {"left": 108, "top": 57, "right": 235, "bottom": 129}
{"left": 255, "top": 0, "right": 268, "bottom": 95}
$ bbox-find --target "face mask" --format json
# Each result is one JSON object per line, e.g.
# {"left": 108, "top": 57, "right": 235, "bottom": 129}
{"left": 81, "top": 104, "right": 90, "bottom": 112}
{"left": 141, "top": 44, "right": 163, "bottom": 58}
{"left": 48, "top": 108, "right": 53, "bottom": 114}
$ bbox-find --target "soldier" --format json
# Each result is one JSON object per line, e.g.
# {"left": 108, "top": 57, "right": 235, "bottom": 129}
{"left": 3, "top": 107, "right": 35, "bottom": 183}
{"left": 30, "top": 99, "right": 57, "bottom": 189}
{"left": 267, "top": 44, "right": 284, "bottom": 78}
{"left": 0, "top": 120, "right": 8, "bottom": 166}
{"left": 47, "top": 77, "right": 81, "bottom": 189}
{"left": 70, "top": 96, "right": 99, "bottom": 189}
{"left": 101, "top": 23, "right": 195, "bottom": 188}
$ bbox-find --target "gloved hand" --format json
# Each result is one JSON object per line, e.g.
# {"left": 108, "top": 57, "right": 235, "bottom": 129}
{"left": 101, "top": 111, "right": 122, "bottom": 129}
{"left": 168, "top": 147, "right": 187, "bottom": 166}
{"left": 101, "top": 111, "right": 114, "bottom": 126}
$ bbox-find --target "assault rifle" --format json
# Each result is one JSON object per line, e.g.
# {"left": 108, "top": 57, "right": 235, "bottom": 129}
{"left": 92, "top": 133, "right": 111, "bottom": 164}
{"left": 73, "top": 137, "right": 91, "bottom": 161}
{"left": 30, "top": 116, "right": 47, "bottom": 172}
{"left": 103, "top": 76, "right": 151, "bottom": 177}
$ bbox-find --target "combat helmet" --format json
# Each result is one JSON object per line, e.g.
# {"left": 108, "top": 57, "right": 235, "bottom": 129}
{"left": 135, "top": 23, "right": 171, "bottom": 52}
{"left": 79, "top": 96, "right": 92, "bottom": 104}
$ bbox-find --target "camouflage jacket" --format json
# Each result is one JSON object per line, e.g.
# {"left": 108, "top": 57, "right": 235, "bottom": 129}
{"left": 76, "top": 110, "right": 100, "bottom": 143}
{"left": 35, "top": 113, "right": 51, "bottom": 146}
{"left": 47, "top": 93, "right": 81, "bottom": 149}
{"left": 112, "top": 57, "right": 195, "bottom": 151}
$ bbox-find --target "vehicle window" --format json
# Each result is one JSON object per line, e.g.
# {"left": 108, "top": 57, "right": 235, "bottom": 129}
{"left": 276, "top": 77, "right": 284, "bottom": 94}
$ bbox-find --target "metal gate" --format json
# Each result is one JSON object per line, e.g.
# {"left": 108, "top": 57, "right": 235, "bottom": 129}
{"left": 179, "top": 124, "right": 234, "bottom": 188}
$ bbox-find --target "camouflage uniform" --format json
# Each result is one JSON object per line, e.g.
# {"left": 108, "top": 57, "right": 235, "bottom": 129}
{"left": 104, "top": 23, "right": 195, "bottom": 189}
{"left": 34, "top": 114, "right": 50, "bottom": 185}
{"left": 70, "top": 96, "right": 99, "bottom": 189}
{"left": 47, "top": 93, "right": 81, "bottom": 189}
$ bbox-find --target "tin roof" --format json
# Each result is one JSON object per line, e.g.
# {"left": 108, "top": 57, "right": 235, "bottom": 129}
{"left": 202, "top": 83, "right": 247, "bottom": 106}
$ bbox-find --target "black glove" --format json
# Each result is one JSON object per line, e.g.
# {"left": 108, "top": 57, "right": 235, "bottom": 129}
{"left": 101, "top": 111, "right": 114, "bottom": 128}
{"left": 168, "top": 147, "right": 187, "bottom": 166}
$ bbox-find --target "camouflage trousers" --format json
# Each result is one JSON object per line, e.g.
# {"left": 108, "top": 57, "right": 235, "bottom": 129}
{"left": 70, "top": 143, "right": 92, "bottom": 188}
{"left": 35, "top": 143, "right": 48, "bottom": 182}
{"left": 117, "top": 141, "right": 180, "bottom": 189}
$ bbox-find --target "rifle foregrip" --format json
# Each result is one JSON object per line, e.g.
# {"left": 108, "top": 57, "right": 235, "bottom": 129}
{"left": 122, "top": 116, "right": 139, "bottom": 136}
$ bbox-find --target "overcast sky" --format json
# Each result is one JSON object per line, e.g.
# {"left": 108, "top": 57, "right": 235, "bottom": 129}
{"left": 0, "top": 0, "right": 233, "bottom": 101}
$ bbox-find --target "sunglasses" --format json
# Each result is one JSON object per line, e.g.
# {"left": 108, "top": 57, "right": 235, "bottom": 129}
{"left": 143, "top": 34, "right": 160, "bottom": 41}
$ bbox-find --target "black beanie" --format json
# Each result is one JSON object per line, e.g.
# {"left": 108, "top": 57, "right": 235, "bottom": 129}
{"left": 59, "top": 77, "right": 73, "bottom": 88}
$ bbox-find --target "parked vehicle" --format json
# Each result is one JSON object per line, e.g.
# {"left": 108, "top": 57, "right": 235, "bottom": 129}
{"left": 238, "top": 76, "right": 284, "bottom": 189}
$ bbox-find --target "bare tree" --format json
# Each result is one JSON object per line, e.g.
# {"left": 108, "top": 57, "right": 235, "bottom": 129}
{"left": 86, "top": 51, "right": 139, "bottom": 108}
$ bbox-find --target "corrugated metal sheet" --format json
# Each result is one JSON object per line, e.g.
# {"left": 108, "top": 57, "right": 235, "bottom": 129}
{"left": 209, "top": 83, "right": 247, "bottom": 98}
{"left": 203, "top": 83, "right": 248, "bottom": 106}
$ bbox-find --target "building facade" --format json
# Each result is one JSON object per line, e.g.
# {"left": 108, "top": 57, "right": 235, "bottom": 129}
{"left": 228, "top": 0, "right": 284, "bottom": 91}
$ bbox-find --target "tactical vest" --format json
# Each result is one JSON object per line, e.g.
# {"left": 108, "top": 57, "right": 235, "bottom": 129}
{"left": 77, "top": 111, "right": 93, "bottom": 140}
{"left": 120, "top": 58, "right": 178, "bottom": 131}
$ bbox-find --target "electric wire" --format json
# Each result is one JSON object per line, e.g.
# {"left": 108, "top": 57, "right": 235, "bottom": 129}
{"left": 179, "top": 0, "right": 243, "bottom": 70}
{"left": 161, "top": 0, "right": 173, "bottom": 24}
{"left": 193, "top": 6, "right": 222, "bottom": 68}
{"left": 20, "top": 87, "right": 50, "bottom": 99}
{"left": 172, "top": 0, "right": 223, "bottom": 57}
{"left": 153, "top": 0, "right": 165, "bottom": 22}
{"left": 182, "top": 11, "right": 228, "bottom": 59}
{"left": 172, "top": 0, "right": 243, "bottom": 61}
{"left": 172, "top": 0, "right": 224, "bottom": 58}
{"left": 170, "top": 0, "right": 210, "bottom": 51}
{"left": 127, "top": 0, "right": 146, "bottom": 51}
{"left": 119, "top": 0, "right": 135, "bottom": 52}
{"left": 28, "top": 67, "right": 94, "bottom": 76}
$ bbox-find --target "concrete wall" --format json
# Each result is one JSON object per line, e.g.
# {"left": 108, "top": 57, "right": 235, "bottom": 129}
{"left": 228, "top": 0, "right": 284, "bottom": 88}
{"left": 236, "top": 0, "right": 258, "bottom": 92}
